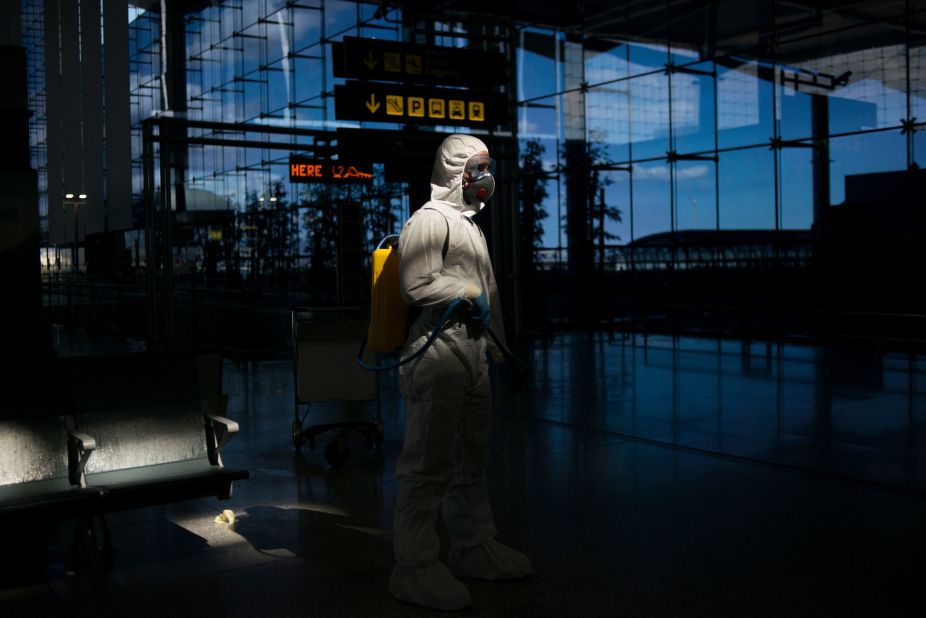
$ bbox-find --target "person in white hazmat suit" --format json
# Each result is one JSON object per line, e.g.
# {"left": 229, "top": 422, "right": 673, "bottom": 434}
{"left": 390, "top": 134, "right": 533, "bottom": 610}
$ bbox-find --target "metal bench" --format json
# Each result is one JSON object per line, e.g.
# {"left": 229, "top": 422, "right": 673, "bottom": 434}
{"left": 0, "top": 352, "right": 248, "bottom": 524}
{"left": 0, "top": 414, "right": 99, "bottom": 523}
{"left": 61, "top": 351, "right": 248, "bottom": 512}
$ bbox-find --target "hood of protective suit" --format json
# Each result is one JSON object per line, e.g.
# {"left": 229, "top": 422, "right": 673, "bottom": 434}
{"left": 430, "top": 134, "right": 489, "bottom": 215}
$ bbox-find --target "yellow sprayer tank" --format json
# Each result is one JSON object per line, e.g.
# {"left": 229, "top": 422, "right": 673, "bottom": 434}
{"left": 367, "top": 243, "right": 408, "bottom": 353}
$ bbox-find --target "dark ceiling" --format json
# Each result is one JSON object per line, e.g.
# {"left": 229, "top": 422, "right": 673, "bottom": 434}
{"left": 134, "top": 0, "right": 922, "bottom": 66}
{"left": 404, "top": 0, "right": 918, "bottom": 65}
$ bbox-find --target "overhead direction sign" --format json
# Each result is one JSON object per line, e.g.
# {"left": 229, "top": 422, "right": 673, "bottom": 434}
{"left": 289, "top": 156, "right": 373, "bottom": 184}
{"left": 331, "top": 37, "right": 506, "bottom": 88}
{"left": 335, "top": 81, "right": 505, "bottom": 127}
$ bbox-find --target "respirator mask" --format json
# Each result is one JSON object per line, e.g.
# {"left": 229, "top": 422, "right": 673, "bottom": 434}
{"left": 461, "top": 153, "right": 495, "bottom": 206}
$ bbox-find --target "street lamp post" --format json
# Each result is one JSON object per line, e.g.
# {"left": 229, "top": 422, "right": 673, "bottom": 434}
{"left": 63, "top": 193, "right": 88, "bottom": 273}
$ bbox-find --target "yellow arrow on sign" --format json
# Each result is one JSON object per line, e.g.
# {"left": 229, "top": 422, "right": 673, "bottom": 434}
{"left": 363, "top": 50, "right": 378, "bottom": 69}
{"left": 365, "top": 93, "right": 380, "bottom": 113}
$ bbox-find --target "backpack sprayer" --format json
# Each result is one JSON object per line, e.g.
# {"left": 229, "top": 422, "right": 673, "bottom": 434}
{"left": 356, "top": 235, "right": 529, "bottom": 391}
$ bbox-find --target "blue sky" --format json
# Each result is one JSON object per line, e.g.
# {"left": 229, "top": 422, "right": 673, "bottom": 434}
{"left": 517, "top": 36, "right": 917, "bottom": 248}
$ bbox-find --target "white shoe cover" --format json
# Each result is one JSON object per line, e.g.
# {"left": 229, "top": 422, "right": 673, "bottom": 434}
{"left": 447, "top": 540, "right": 533, "bottom": 580}
{"left": 389, "top": 562, "right": 472, "bottom": 611}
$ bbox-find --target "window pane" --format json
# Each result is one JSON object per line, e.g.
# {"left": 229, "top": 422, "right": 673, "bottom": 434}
{"left": 519, "top": 95, "right": 558, "bottom": 140}
{"left": 719, "top": 148, "right": 775, "bottom": 229}
{"left": 829, "top": 131, "right": 907, "bottom": 206}
{"left": 222, "top": 88, "right": 240, "bottom": 122}
{"left": 240, "top": 23, "right": 262, "bottom": 74}
{"left": 627, "top": 72, "right": 669, "bottom": 161}
{"left": 243, "top": 79, "right": 261, "bottom": 120}
{"left": 675, "top": 160, "right": 716, "bottom": 231}
{"left": 670, "top": 63, "right": 715, "bottom": 155}
{"left": 325, "top": 0, "right": 358, "bottom": 40}
{"left": 263, "top": 10, "right": 292, "bottom": 66}
{"left": 294, "top": 104, "right": 325, "bottom": 126}
{"left": 631, "top": 161, "right": 671, "bottom": 240}
{"left": 266, "top": 0, "right": 292, "bottom": 15}
{"left": 777, "top": 72, "right": 812, "bottom": 141}
{"left": 294, "top": 57, "right": 324, "bottom": 103}
{"left": 827, "top": 44, "right": 905, "bottom": 133}
{"left": 519, "top": 137, "right": 559, "bottom": 256}
{"left": 265, "top": 60, "right": 289, "bottom": 117}
{"left": 669, "top": 44, "right": 701, "bottom": 68}
{"left": 915, "top": 131, "right": 925, "bottom": 169}
{"left": 628, "top": 41, "right": 667, "bottom": 78}
{"left": 601, "top": 170, "right": 631, "bottom": 246}
{"left": 590, "top": 3, "right": 668, "bottom": 76}
{"left": 219, "top": 3, "right": 236, "bottom": 40}
{"left": 912, "top": 40, "right": 926, "bottom": 122}
{"left": 242, "top": 1, "right": 260, "bottom": 28}
{"left": 717, "top": 59, "right": 772, "bottom": 149}
{"left": 293, "top": 7, "right": 322, "bottom": 52}
{"left": 780, "top": 45, "right": 905, "bottom": 137}
{"left": 221, "top": 45, "right": 237, "bottom": 84}
{"left": 269, "top": 160, "right": 290, "bottom": 189}
{"left": 585, "top": 39, "right": 629, "bottom": 87}
{"left": 779, "top": 148, "right": 814, "bottom": 230}
{"left": 541, "top": 185, "right": 562, "bottom": 256}
{"left": 518, "top": 29, "right": 558, "bottom": 101}
{"left": 587, "top": 85, "right": 630, "bottom": 163}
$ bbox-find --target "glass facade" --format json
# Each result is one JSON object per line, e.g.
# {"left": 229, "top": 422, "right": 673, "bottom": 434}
{"left": 20, "top": 0, "right": 46, "bottom": 237}
{"left": 515, "top": 1, "right": 926, "bottom": 270}
{"left": 20, "top": 0, "right": 926, "bottom": 336}
{"left": 134, "top": 2, "right": 404, "bottom": 169}
{"left": 119, "top": 2, "right": 414, "bottom": 296}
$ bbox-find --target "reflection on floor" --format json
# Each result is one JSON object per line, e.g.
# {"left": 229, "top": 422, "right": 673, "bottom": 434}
{"left": 3, "top": 332, "right": 925, "bottom": 616}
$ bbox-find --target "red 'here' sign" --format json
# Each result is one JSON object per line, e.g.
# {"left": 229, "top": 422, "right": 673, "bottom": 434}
{"left": 289, "top": 156, "right": 374, "bottom": 183}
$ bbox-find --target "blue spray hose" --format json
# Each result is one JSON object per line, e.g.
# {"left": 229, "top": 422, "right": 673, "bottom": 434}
{"left": 356, "top": 298, "right": 465, "bottom": 371}
{"left": 357, "top": 301, "right": 531, "bottom": 402}
{"left": 356, "top": 298, "right": 529, "bottom": 375}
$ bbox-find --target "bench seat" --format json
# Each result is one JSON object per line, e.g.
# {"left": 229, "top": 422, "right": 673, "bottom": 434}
{"left": 86, "top": 459, "right": 248, "bottom": 512}
{"left": 0, "top": 478, "right": 100, "bottom": 522}
{"left": 1, "top": 351, "right": 249, "bottom": 525}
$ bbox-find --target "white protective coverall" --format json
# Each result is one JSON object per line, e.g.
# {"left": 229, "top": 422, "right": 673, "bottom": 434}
{"left": 390, "top": 134, "right": 532, "bottom": 611}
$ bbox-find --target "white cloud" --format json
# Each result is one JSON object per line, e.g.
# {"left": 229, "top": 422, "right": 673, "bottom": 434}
{"left": 519, "top": 118, "right": 539, "bottom": 134}
{"left": 629, "top": 163, "right": 709, "bottom": 182}
{"left": 677, "top": 164, "right": 710, "bottom": 179}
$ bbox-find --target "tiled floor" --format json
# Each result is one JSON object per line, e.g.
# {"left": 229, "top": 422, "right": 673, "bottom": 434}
{"left": 3, "top": 331, "right": 925, "bottom": 616}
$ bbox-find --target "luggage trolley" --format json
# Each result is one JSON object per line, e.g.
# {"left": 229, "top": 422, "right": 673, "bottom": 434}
{"left": 290, "top": 310, "right": 383, "bottom": 466}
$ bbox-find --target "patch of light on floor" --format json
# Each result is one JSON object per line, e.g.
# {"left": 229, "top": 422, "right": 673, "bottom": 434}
{"left": 169, "top": 511, "right": 246, "bottom": 546}
{"left": 169, "top": 500, "right": 354, "bottom": 551}
{"left": 168, "top": 509, "right": 296, "bottom": 557}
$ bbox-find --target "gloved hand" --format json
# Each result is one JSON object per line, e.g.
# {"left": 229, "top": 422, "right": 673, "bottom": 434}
{"left": 467, "top": 289, "right": 491, "bottom": 331}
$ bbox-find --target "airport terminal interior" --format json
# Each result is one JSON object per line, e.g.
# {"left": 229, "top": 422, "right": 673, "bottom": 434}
{"left": 2, "top": 0, "right": 926, "bottom": 616}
